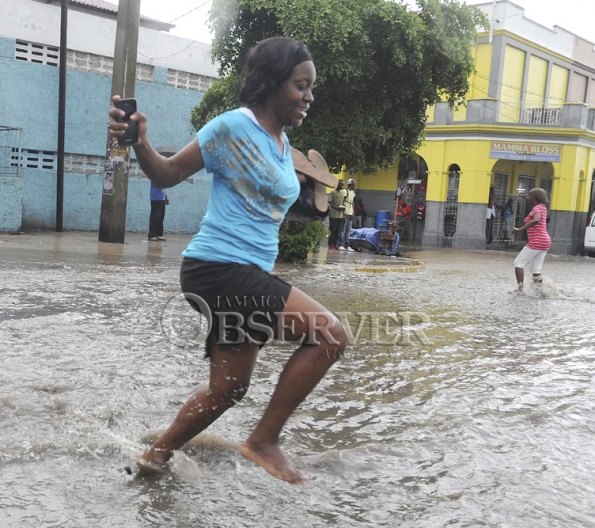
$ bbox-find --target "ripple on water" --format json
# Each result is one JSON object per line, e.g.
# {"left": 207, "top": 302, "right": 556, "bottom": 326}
{"left": 1, "top": 250, "right": 595, "bottom": 526}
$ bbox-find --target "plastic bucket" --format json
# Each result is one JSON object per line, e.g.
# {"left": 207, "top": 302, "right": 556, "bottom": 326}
{"left": 376, "top": 210, "right": 391, "bottom": 231}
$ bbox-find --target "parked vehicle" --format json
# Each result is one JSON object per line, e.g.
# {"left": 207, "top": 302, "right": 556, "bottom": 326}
{"left": 584, "top": 212, "right": 595, "bottom": 256}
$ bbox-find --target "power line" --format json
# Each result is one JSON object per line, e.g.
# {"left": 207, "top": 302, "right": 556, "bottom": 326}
{"left": 474, "top": 72, "right": 569, "bottom": 104}
{"left": 169, "top": 0, "right": 212, "bottom": 24}
{"left": 83, "top": 0, "right": 207, "bottom": 61}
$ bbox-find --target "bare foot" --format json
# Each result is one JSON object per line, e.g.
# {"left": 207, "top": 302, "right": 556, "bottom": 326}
{"left": 239, "top": 440, "right": 309, "bottom": 485}
{"left": 136, "top": 451, "right": 171, "bottom": 474}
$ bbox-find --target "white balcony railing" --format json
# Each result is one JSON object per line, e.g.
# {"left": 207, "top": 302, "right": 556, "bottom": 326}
{"left": 497, "top": 102, "right": 563, "bottom": 125}
{"left": 521, "top": 105, "right": 563, "bottom": 125}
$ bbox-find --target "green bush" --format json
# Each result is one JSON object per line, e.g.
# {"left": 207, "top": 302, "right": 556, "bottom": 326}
{"left": 278, "top": 221, "right": 329, "bottom": 264}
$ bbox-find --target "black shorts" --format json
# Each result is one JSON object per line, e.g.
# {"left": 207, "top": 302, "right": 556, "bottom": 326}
{"left": 180, "top": 257, "right": 292, "bottom": 356}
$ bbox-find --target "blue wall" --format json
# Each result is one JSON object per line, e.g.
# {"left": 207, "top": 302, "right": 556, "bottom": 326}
{"left": 0, "top": 36, "right": 211, "bottom": 234}
{"left": 0, "top": 177, "right": 22, "bottom": 233}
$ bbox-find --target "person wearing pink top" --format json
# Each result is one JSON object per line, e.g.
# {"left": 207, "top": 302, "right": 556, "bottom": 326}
{"left": 511, "top": 188, "right": 551, "bottom": 293}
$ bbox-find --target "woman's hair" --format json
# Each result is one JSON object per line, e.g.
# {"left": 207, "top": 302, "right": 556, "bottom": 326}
{"left": 240, "top": 37, "right": 312, "bottom": 106}
{"left": 529, "top": 188, "right": 549, "bottom": 205}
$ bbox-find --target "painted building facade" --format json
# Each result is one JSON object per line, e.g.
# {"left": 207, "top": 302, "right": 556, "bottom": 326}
{"left": 352, "top": 0, "right": 595, "bottom": 254}
{"left": 0, "top": 0, "right": 218, "bottom": 235}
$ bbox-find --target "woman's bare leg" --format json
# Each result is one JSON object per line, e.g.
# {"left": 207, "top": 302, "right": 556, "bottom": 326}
{"left": 514, "top": 266, "right": 524, "bottom": 291}
{"left": 139, "top": 341, "right": 259, "bottom": 470}
{"left": 240, "top": 286, "right": 345, "bottom": 484}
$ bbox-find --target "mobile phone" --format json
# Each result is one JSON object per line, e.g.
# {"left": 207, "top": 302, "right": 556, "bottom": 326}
{"left": 114, "top": 98, "right": 138, "bottom": 146}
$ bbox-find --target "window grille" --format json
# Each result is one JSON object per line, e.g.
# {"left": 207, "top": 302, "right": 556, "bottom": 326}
{"left": 15, "top": 40, "right": 60, "bottom": 66}
{"left": 444, "top": 170, "right": 460, "bottom": 239}
{"left": 12, "top": 150, "right": 58, "bottom": 171}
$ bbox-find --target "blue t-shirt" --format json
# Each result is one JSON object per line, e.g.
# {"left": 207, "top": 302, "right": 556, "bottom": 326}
{"left": 150, "top": 183, "right": 166, "bottom": 201}
{"left": 182, "top": 109, "right": 300, "bottom": 272}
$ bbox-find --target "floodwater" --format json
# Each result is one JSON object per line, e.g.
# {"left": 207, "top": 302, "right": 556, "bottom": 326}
{"left": 1, "top": 232, "right": 595, "bottom": 527}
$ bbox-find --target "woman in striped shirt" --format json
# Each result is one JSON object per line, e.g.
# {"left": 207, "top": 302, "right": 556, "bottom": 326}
{"left": 511, "top": 188, "right": 551, "bottom": 293}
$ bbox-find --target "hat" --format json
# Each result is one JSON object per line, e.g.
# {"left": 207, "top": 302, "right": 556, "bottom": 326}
{"left": 347, "top": 178, "right": 356, "bottom": 186}
{"left": 528, "top": 188, "right": 549, "bottom": 204}
{"left": 291, "top": 148, "right": 338, "bottom": 214}
{"left": 291, "top": 148, "right": 338, "bottom": 188}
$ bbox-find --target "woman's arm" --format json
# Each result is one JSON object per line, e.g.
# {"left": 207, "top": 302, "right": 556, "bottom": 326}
{"left": 514, "top": 212, "right": 540, "bottom": 232}
{"left": 109, "top": 96, "right": 204, "bottom": 189}
{"left": 133, "top": 138, "right": 204, "bottom": 189}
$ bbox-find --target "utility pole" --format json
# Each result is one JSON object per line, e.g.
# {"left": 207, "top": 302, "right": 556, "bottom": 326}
{"left": 98, "top": 0, "right": 141, "bottom": 243}
{"left": 56, "top": 0, "right": 68, "bottom": 232}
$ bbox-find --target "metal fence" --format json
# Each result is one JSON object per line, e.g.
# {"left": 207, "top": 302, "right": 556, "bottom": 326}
{"left": 444, "top": 170, "right": 460, "bottom": 239}
{"left": 521, "top": 104, "right": 563, "bottom": 125}
{"left": 498, "top": 102, "right": 563, "bottom": 125}
{"left": 0, "top": 126, "right": 22, "bottom": 177}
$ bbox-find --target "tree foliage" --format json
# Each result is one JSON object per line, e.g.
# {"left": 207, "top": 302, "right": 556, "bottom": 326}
{"left": 191, "top": 0, "right": 488, "bottom": 174}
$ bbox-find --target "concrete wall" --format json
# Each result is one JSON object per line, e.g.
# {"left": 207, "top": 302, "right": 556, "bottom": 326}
{"left": 0, "top": 0, "right": 218, "bottom": 235}
{"left": 0, "top": 0, "right": 218, "bottom": 77}
{"left": 0, "top": 177, "right": 22, "bottom": 234}
{"left": 421, "top": 202, "right": 487, "bottom": 250}
{"left": 0, "top": 48, "right": 206, "bottom": 157}
{"left": 422, "top": 201, "right": 446, "bottom": 247}
{"left": 549, "top": 210, "right": 580, "bottom": 254}
{"left": 352, "top": 190, "right": 396, "bottom": 228}
{"left": 0, "top": 43, "right": 211, "bottom": 233}
{"left": 452, "top": 203, "right": 487, "bottom": 250}
{"left": 478, "top": 1, "right": 575, "bottom": 58}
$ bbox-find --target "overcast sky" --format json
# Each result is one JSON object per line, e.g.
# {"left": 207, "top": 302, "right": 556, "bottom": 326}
{"left": 129, "top": 0, "right": 595, "bottom": 45}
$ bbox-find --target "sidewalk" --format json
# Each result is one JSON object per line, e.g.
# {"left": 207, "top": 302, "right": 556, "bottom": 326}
{"left": 1, "top": 229, "right": 518, "bottom": 272}
{"left": 0, "top": 229, "right": 188, "bottom": 263}
{"left": 0, "top": 230, "right": 431, "bottom": 271}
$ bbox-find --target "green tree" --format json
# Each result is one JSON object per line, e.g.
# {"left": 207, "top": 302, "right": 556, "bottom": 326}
{"left": 192, "top": 0, "right": 488, "bottom": 174}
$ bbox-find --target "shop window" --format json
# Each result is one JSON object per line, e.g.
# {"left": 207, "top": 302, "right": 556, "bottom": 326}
{"left": 516, "top": 175, "right": 535, "bottom": 195}
{"left": 398, "top": 157, "right": 417, "bottom": 181}
{"left": 444, "top": 165, "right": 460, "bottom": 239}
{"left": 540, "top": 178, "right": 553, "bottom": 202}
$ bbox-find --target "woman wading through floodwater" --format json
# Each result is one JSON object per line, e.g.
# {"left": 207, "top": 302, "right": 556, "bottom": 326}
{"left": 109, "top": 37, "right": 345, "bottom": 485}
{"left": 511, "top": 188, "right": 551, "bottom": 293}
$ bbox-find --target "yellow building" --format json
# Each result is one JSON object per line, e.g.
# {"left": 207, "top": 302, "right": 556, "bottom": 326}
{"left": 353, "top": 0, "right": 595, "bottom": 254}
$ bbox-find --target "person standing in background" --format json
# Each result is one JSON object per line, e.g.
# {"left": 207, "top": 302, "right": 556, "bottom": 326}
{"left": 396, "top": 181, "right": 406, "bottom": 201}
{"left": 328, "top": 179, "right": 346, "bottom": 250}
{"left": 501, "top": 198, "right": 514, "bottom": 240}
{"left": 148, "top": 182, "right": 169, "bottom": 241}
{"left": 148, "top": 146, "right": 177, "bottom": 242}
{"left": 353, "top": 198, "right": 367, "bottom": 228}
{"left": 486, "top": 186, "right": 497, "bottom": 245}
{"left": 339, "top": 178, "right": 356, "bottom": 251}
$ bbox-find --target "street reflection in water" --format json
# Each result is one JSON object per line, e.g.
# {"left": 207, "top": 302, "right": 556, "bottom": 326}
{"left": 1, "top": 233, "right": 595, "bottom": 527}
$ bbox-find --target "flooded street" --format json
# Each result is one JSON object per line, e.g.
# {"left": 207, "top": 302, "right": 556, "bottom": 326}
{"left": 1, "top": 231, "right": 595, "bottom": 527}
